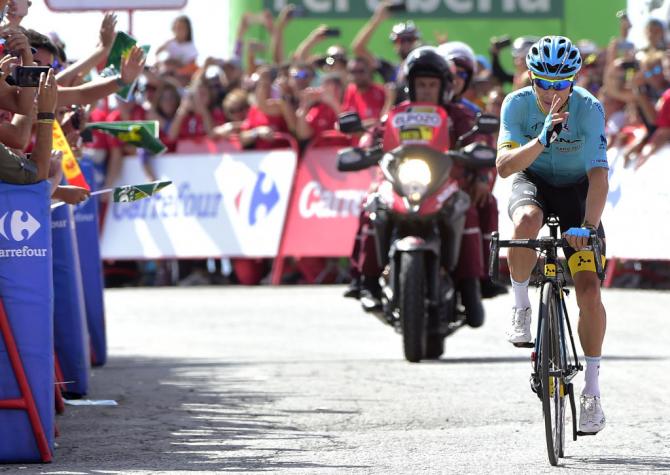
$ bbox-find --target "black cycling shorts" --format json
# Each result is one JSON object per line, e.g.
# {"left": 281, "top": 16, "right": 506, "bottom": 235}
{"left": 507, "top": 170, "right": 606, "bottom": 273}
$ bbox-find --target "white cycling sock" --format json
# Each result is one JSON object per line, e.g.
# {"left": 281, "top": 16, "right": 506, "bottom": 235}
{"left": 511, "top": 277, "right": 531, "bottom": 309}
{"left": 582, "top": 356, "right": 601, "bottom": 397}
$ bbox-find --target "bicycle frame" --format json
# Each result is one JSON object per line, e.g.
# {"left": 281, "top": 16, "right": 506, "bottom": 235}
{"left": 489, "top": 214, "right": 605, "bottom": 464}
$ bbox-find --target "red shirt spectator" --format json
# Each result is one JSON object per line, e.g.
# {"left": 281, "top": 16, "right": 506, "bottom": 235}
{"left": 305, "top": 102, "right": 338, "bottom": 137}
{"left": 342, "top": 82, "right": 386, "bottom": 122}
{"left": 177, "top": 108, "right": 226, "bottom": 139}
{"left": 241, "top": 104, "right": 289, "bottom": 150}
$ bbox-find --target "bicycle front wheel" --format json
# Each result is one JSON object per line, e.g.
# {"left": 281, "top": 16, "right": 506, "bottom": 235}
{"left": 540, "top": 282, "right": 565, "bottom": 466}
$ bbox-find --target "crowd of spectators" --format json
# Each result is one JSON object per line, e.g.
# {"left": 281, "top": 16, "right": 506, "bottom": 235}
{"left": 2, "top": 1, "right": 668, "bottom": 287}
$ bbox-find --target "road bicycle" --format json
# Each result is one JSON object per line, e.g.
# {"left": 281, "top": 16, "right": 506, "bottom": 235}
{"left": 489, "top": 215, "right": 604, "bottom": 466}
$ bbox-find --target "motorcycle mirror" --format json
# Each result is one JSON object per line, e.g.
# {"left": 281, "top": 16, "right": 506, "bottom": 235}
{"left": 474, "top": 113, "right": 500, "bottom": 135}
{"left": 338, "top": 112, "right": 365, "bottom": 134}
{"left": 337, "top": 147, "right": 368, "bottom": 172}
{"left": 462, "top": 143, "right": 497, "bottom": 168}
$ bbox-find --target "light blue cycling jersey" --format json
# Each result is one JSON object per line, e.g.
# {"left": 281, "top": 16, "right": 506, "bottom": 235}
{"left": 497, "top": 86, "right": 608, "bottom": 187}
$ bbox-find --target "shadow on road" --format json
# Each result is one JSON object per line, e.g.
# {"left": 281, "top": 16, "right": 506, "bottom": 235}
{"left": 15, "top": 356, "right": 369, "bottom": 474}
{"left": 429, "top": 354, "right": 668, "bottom": 365}
{"left": 566, "top": 455, "right": 670, "bottom": 471}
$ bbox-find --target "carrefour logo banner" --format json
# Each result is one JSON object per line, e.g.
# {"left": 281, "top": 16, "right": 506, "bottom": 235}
{"left": 100, "top": 150, "right": 298, "bottom": 259}
{"left": 279, "top": 145, "right": 376, "bottom": 257}
{"left": 0, "top": 184, "right": 50, "bottom": 260}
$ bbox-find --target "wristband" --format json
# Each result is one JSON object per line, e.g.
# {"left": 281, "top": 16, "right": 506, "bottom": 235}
{"left": 581, "top": 220, "right": 597, "bottom": 231}
{"left": 37, "top": 112, "right": 55, "bottom": 120}
{"left": 36, "top": 119, "right": 54, "bottom": 125}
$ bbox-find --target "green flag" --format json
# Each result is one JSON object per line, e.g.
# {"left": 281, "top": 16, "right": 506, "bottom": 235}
{"left": 86, "top": 121, "right": 166, "bottom": 155}
{"left": 112, "top": 180, "right": 173, "bottom": 203}
{"left": 100, "top": 32, "right": 150, "bottom": 100}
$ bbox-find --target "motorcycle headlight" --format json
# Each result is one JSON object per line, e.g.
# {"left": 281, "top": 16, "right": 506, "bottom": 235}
{"left": 397, "top": 159, "right": 431, "bottom": 202}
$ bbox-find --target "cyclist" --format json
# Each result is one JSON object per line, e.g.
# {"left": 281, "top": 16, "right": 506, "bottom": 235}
{"left": 496, "top": 36, "right": 608, "bottom": 434}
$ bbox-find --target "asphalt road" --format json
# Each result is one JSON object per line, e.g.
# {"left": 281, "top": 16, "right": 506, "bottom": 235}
{"left": 4, "top": 286, "right": 669, "bottom": 474}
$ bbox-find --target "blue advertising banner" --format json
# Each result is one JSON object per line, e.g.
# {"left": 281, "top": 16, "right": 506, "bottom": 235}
{"left": 75, "top": 160, "right": 106, "bottom": 366}
{"left": 0, "top": 181, "right": 54, "bottom": 462}
{"left": 52, "top": 199, "right": 89, "bottom": 396}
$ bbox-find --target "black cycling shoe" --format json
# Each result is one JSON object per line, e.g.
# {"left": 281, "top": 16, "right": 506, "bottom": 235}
{"left": 480, "top": 278, "right": 508, "bottom": 299}
{"left": 460, "top": 278, "right": 485, "bottom": 328}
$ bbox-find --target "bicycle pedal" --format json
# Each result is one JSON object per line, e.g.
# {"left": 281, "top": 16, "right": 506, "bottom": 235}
{"left": 576, "top": 431, "right": 599, "bottom": 437}
{"left": 513, "top": 341, "right": 534, "bottom": 348}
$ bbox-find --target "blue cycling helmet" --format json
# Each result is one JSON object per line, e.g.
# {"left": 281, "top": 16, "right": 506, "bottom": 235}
{"left": 526, "top": 36, "right": 582, "bottom": 78}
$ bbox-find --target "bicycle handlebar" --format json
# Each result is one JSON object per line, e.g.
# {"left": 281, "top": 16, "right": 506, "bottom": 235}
{"left": 489, "top": 231, "right": 605, "bottom": 283}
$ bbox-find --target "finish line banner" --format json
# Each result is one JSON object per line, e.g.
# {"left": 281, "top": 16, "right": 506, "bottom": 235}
{"left": 493, "top": 146, "right": 670, "bottom": 260}
{"left": 100, "top": 150, "right": 297, "bottom": 259}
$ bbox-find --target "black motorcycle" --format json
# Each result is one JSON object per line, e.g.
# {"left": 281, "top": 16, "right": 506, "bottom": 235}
{"left": 338, "top": 111, "right": 499, "bottom": 362}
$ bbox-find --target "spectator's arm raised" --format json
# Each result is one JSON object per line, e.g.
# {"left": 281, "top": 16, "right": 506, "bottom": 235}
{"left": 271, "top": 6, "right": 293, "bottom": 65}
{"left": 294, "top": 25, "right": 329, "bottom": 63}
{"left": 351, "top": 1, "right": 390, "bottom": 70}
{"left": 31, "top": 69, "right": 57, "bottom": 181}
{"left": 57, "top": 12, "right": 117, "bottom": 87}
{"left": 57, "top": 45, "right": 145, "bottom": 106}
{"left": 0, "top": 53, "right": 34, "bottom": 116}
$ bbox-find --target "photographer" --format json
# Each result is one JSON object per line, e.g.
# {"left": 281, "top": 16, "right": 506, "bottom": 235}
{"left": 0, "top": 68, "right": 56, "bottom": 184}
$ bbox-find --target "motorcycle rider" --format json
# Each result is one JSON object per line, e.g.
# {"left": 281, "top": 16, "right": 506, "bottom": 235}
{"left": 438, "top": 42, "right": 507, "bottom": 300}
{"left": 347, "top": 46, "right": 491, "bottom": 327}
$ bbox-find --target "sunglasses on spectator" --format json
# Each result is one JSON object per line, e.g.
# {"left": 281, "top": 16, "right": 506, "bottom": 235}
{"left": 644, "top": 65, "right": 663, "bottom": 78}
{"left": 348, "top": 68, "right": 366, "bottom": 75}
{"left": 455, "top": 70, "right": 469, "bottom": 81}
{"left": 531, "top": 73, "right": 575, "bottom": 91}
{"left": 291, "top": 70, "right": 312, "bottom": 80}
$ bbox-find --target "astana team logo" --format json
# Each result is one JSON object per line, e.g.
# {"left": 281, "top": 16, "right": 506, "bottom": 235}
{"left": 0, "top": 210, "right": 40, "bottom": 242}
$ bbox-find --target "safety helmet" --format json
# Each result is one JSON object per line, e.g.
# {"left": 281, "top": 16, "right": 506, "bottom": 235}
{"left": 402, "top": 46, "right": 453, "bottom": 103}
{"left": 436, "top": 41, "right": 476, "bottom": 92}
{"left": 389, "top": 21, "right": 421, "bottom": 42}
{"left": 511, "top": 36, "right": 539, "bottom": 59}
{"left": 526, "top": 36, "right": 582, "bottom": 78}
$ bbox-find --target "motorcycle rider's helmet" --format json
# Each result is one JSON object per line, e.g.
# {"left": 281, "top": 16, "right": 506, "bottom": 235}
{"left": 526, "top": 36, "right": 582, "bottom": 79}
{"left": 402, "top": 46, "right": 454, "bottom": 104}
{"left": 436, "top": 41, "right": 477, "bottom": 92}
{"left": 389, "top": 20, "right": 421, "bottom": 42}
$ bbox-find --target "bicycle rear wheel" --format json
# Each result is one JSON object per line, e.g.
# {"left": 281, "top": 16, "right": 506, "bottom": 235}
{"left": 540, "top": 282, "right": 565, "bottom": 466}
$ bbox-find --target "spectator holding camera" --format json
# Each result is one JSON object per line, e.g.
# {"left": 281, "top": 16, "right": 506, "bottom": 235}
{"left": 0, "top": 68, "right": 56, "bottom": 185}
{"left": 352, "top": 1, "right": 417, "bottom": 83}
{"left": 239, "top": 65, "right": 293, "bottom": 149}
{"left": 295, "top": 73, "right": 343, "bottom": 145}
{"left": 489, "top": 35, "right": 537, "bottom": 90}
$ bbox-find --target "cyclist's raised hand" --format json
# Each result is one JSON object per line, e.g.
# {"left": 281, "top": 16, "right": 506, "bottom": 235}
{"left": 538, "top": 94, "right": 569, "bottom": 147}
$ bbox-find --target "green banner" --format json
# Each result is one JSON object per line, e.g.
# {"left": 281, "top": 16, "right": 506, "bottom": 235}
{"left": 264, "top": 0, "right": 564, "bottom": 18}
{"left": 86, "top": 121, "right": 166, "bottom": 155}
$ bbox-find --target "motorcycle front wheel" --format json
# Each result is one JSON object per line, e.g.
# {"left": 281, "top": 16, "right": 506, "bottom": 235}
{"left": 399, "top": 252, "right": 427, "bottom": 363}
